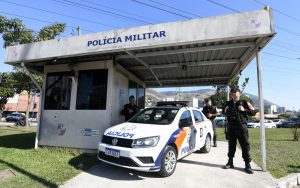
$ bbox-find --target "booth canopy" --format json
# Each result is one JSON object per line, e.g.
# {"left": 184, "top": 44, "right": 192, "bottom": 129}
{"left": 5, "top": 9, "right": 275, "bottom": 87}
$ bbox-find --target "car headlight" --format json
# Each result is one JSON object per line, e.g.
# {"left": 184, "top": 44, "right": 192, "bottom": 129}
{"left": 132, "top": 136, "right": 160, "bottom": 148}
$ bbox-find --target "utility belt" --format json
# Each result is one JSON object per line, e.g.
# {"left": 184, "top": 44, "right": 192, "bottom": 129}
{"left": 227, "top": 121, "right": 247, "bottom": 129}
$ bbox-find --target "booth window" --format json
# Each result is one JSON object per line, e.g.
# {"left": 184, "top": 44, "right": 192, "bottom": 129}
{"left": 44, "top": 72, "right": 72, "bottom": 110}
{"left": 76, "top": 69, "right": 108, "bottom": 110}
{"left": 128, "top": 80, "right": 137, "bottom": 103}
{"left": 138, "top": 85, "right": 145, "bottom": 109}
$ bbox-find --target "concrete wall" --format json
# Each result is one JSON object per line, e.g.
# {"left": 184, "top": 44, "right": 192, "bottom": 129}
{"left": 38, "top": 60, "right": 143, "bottom": 149}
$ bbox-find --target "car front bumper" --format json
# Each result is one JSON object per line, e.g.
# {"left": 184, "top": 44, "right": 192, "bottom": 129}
{"left": 98, "top": 143, "right": 161, "bottom": 172}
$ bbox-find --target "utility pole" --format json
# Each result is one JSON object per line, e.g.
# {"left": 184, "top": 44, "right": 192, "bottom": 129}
{"left": 77, "top": 26, "right": 81, "bottom": 36}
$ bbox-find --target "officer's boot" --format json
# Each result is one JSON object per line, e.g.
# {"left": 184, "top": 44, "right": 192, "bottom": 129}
{"left": 213, "top": 140, "right": 217, "bottom": 147}
{"left": 223, "top": 157, "right": 234, "bottom": 169}
{"left": 245, "top": 162, "right": 254, "bottom": 174}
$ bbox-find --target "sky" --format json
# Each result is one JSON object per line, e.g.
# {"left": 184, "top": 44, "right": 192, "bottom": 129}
{"left": 0, "top": 0, "right": 300, "bottom": 111}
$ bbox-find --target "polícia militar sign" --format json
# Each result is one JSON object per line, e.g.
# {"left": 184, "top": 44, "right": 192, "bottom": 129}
{"left": 87, "top": 31, "right": 166, "bottom": 47}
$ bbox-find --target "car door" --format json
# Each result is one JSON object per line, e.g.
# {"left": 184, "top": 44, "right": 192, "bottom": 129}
{"left": 176, "top": 110, "right": 194, "bottom": 159}
{"left": 265, "top": 120, "right": 271, "bottom": 128}
{"left": 192, "top": 110, "right": 206, "bottom": 149}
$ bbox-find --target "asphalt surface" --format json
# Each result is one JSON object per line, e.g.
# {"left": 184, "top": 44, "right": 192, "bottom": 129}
{"left": 61, "top": 141, "right": 277, "bottom": 188}
{"left": 0, "top": 121, "right": 37, "bottom": 127}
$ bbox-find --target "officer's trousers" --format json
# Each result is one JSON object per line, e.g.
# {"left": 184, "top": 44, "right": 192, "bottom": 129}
{"left": 227, "top": 124, "right": 251, "bottom": 163}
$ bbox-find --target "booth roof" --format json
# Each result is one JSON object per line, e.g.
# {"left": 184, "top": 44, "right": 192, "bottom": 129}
{"left": 5, "top": 9, "right": 275, "bottom": 87}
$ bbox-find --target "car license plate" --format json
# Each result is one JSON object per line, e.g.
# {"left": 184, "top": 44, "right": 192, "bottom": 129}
{"left": 104, "top": 148, "right": 120, "bottom": 158}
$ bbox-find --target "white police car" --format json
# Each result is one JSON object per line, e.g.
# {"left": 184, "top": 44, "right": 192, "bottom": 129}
{"left": 98, "top": 101, "right": 213, "bottom": 177}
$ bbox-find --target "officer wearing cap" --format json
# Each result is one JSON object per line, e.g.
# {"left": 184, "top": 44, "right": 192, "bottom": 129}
{"left": 223, "top": 88, "right": 256, "bottom": 174}
{"left": 202, "top": 99, "right": 220, "bottom": 147}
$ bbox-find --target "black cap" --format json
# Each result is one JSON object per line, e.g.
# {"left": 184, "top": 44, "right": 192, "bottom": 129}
{"left": 230, "top": 88, "right": 240, "bottom": 93}
{"left": 204, "top": 98, "right": 211, "bottom": 103}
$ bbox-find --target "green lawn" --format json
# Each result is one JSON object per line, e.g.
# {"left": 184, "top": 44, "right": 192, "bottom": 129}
{"left": 216, "top": 128, "right": 300, "bottom": 178}
{"left": 0, "top": 127, "right": 98, "bottom": 188}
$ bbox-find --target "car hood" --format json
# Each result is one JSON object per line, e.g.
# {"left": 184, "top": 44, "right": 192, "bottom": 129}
{"left": 103, "top": 122, "right": 171, "bottom": 139}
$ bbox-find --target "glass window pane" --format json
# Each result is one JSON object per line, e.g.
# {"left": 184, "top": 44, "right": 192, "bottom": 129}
{"left": 76, "top": 69, "right": 108, "bottom": 110}
{"left": 128, "top": 80, "right": 137, "bottom": 103}
{"left": 44, "top": 72, "right": 72, "bottom": 110}
{"left": 138, "top": 85, "right": 145, "bottom": 109}
{"left": 193, "top": 110, "right": 203, "bottom": 122}
{"left": 179, "top": 111, "right": 192, "bottom": 125}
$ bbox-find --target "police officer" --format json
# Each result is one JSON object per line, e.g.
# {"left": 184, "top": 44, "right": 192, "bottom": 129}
{"left": 202, "top": 99, "right": 220, "bottom": 147}
{"left": 223, "top": 88, "right": 256, "bottom": 174}
{"left": 121, "top": 95, "right": 138, "bottom": 121}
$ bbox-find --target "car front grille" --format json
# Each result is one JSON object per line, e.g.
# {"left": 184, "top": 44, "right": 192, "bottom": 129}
{"left": 102, "top": 135, "right": 133, "bottom": 148}
{"left": 98, "top": 151, "right": 139, "bottom": 167}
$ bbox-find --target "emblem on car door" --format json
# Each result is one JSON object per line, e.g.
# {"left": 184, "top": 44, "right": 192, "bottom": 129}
{"left": 112, "top": 138, "right": 118, "bottom": 146}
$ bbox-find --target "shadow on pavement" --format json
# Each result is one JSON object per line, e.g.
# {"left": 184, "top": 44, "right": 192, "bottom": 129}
{"left": 179, "top": 159, "right": 262, "bottom": 173}
{"left": 85, "top": 162, "right": 161, "bottom": 181}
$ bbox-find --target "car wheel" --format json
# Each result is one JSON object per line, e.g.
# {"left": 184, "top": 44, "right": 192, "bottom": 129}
{"left": 158, "top": 146, "right": 177, "bottom": 177}
{"left": 200, "top": 135, "right": 211, "bottom": 153}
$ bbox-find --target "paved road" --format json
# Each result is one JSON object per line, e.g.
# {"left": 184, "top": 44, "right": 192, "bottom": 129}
{"left": 0, "top": 122, "right": 37, "bottom": 127}
{"left": 61, "top": 141, "right": 277, "bottom": 188}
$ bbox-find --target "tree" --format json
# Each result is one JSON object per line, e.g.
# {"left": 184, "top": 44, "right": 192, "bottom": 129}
{"left": 1, "top": 15, "right": 66, "bottom": 126}
{"left": 0, "top": 72, "right": 15, "bottom": 118}
{"left": 0, "top": 15, "right": 65, "bottom": 47}
{"left": 10, "top": 68, "right": 43, "bottom": 126}
{"left": 208, "top": 75, "right": 251, "bottom": 109}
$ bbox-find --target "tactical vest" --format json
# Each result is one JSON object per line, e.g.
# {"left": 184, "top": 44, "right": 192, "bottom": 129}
{"left": 226, "top": 100, "right": 248, "bottom": 125}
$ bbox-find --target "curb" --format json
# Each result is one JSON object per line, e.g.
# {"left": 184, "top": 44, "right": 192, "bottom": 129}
{"left": 276, "top": 173, "right": 300, "bottom": 188}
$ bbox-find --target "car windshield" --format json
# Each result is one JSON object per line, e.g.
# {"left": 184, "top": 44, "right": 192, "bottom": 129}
{"left": 128, "top": 108, "right": 179, "bottom": 125}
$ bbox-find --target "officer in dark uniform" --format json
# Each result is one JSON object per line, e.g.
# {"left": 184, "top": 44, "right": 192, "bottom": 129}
{"left": 121, "top": 95, "right": 138, "bottom": 121}
{"left": 202, "top": 99, "right": 220, "bottom": 147}
{"left": 223, "top": 88, "right": 256, "bottom": 174}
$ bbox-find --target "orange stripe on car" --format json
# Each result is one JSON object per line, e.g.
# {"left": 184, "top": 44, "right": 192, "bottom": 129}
{"left": 175, "top": 127, "right": 190, "bottom": 151}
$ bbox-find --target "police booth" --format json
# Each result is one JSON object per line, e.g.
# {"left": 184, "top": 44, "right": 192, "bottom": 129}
{"left": 5, "top": 9, "right": 274, "bottom": 152}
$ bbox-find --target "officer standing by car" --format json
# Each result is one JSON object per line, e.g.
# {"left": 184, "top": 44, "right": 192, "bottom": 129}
{"left": 202, "top": 99, "right": 220, "bottom": 147}
{"left": 120, "top": 95, "right": 138, "bottom": 121}
{"left": 223, "top": 88, "right": 256, "bottom": 174}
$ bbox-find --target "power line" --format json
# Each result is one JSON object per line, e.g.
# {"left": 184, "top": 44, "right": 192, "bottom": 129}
{"left": 148, "top": 0, "right": 203, "bottom": 18}
{"left": 0, "top": 10, "right": 96, "bottom": 33}
{"left": 0, "top": 0, "right": 118, "bottom": 29}
{"left": 206, "top": 0, "right": 300, "bottom": 38}
{"left": 206, "top": 0, "right": 240, "bottom": 13}
{"left": 262, "top": 56, "right": 300, "bottom": 65}
{"left": 270, "top": 42, "right": 300, "bottom": 53}
{"left": 81, "top": 0, "right": 163, "bottom": 23}
{"left": 53, "top": 0, "right": 154, "bottom": 25}
{"left": 252, "top": 0, "right": 300, "bottom": 24}
{"left": 267, "top": 45, "right": 300, "bottom": 56}
{"left": 273, "top": 39, "right": 300, "bottom": 49}
{"left": 131, "top": 0, "right": 192, "bottom": 19}
{"left": 262, "top": 52, "right": 299, "bottom": 60}
{"left": 276, "top": 25, "right": 300, "bottom": 37}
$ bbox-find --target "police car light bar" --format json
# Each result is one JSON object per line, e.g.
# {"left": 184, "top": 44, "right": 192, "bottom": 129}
{"left": 156, "top": 101, "right": 189, "bottom": 107}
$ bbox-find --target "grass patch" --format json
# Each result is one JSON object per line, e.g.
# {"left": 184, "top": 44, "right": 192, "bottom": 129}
{"left": 0, "top": 127, "right": 99, "bottom": 188}
{"left": 216, "top": 128, "right": 300, "bottom": 178}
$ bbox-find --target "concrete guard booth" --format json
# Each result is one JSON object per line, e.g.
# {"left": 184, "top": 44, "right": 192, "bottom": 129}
{"left": 5, "top": 9, "right": 275, "bottom": 156}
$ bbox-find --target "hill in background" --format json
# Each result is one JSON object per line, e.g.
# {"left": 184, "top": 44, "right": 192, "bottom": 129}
{"left": 146, "top": 88, "right": 277, "bottom": 108}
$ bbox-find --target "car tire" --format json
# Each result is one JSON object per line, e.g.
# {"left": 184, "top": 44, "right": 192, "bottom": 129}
{"left": 158, "top": 145, "right": 177, "bottom": 177}
{"left": 200, "top": 135, "right": 211, "bottom": 153}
